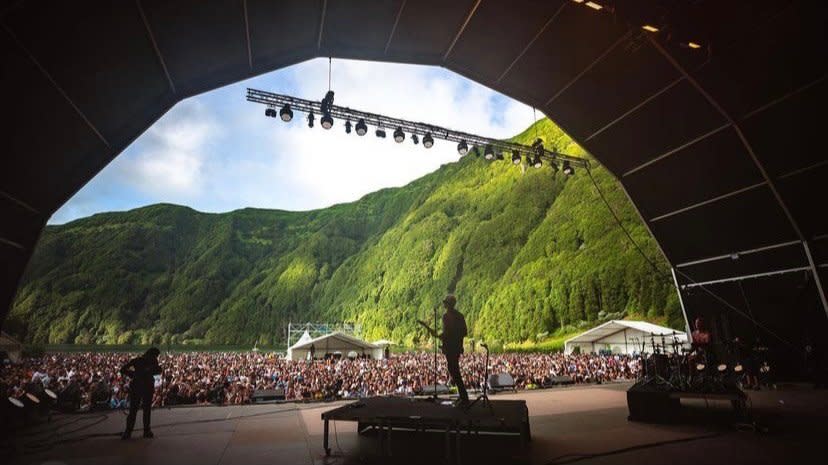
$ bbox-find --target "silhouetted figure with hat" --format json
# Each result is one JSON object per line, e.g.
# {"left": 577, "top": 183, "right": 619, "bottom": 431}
{"left": 120, "top": 347, "right": 161, "bottom": 439}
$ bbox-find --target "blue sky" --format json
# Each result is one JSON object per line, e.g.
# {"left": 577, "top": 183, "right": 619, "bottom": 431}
{"left": 50, "top": 58, "right": 537, "bottom": 224}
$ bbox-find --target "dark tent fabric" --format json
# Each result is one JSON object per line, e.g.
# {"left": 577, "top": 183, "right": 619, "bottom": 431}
{"left": 2, "top": 1, "right": 826, "bottom": 356}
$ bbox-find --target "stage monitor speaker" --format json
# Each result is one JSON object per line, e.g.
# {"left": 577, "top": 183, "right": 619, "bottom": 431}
{"left": 488, "top": 373, "right": 516, "bottom": 391}
{"left": 626, "top": 389, "right": 681, "bottom": 422}
{"left": 252, "top": 388, "right": 286, "bottom": 403}
{"left": 417, "top": 384, "right": 450, "bottom": 395}
{"left": 546, "top": 375, "right": 574, "bottom": 386}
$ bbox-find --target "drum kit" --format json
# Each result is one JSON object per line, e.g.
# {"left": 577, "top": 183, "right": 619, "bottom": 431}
{"left": 636, "top": 332, "right": 746, "bottom": 393}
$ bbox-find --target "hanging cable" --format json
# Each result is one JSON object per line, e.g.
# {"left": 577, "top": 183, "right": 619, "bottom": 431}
{"left": 328, "top": 57, "right": 332, "bottom": 92}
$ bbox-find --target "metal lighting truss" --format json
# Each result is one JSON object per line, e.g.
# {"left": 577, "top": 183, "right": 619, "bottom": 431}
{"left": 247, "top": 88, "right": 590, "bottom": 170}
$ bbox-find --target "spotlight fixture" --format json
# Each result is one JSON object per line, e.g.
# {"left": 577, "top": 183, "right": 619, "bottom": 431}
{"left": 422, "top": 133, "right": 434, "bottom": 148}
{"left": 532, "top": 155, "right": 543, "bottom": 168}
{"left": 321, "top": 113, "right": 334, "bottom": 129}
{"left": 585, "top": 1, "right": 602, "bottom": 10}
{"left": 393, "top": 127, "right": 405, "bottom": 143}
{"left": 279, "top": 104, "right": 293, "bottom": 122}
{"left": 549, "top": 160, "right": 559, "bottom": 172}
{"left": 687, "top": 41, "right": 702, "bottom": 49}
{"left": 246, "top": 88, "right": 590, "bottom": 175}
{"left": 642, "top": 24, "right": 659, "bottom": 32}
{"left": 355, "top": 119, "right": 368, "bottom": 136}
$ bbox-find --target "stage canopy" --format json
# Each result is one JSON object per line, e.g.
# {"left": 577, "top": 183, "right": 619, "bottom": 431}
{"left": 565, "top": 320, "right": 687, "bottom": 355}
{"left": 2, "top": 0, "right": 827, "bottom": 351}
{"left": 286, "top": 331, "right": 381, "bottom": 361}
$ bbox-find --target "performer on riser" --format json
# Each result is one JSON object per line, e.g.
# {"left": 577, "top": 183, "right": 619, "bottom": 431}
{"left": 419, "top": 294, "right": 469, "bottom": 406}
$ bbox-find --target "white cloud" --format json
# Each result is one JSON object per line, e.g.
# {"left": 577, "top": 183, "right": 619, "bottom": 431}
{"left": 50, "top": 59, "right": 538, "bottom": 223}
{"left": 115, "top": 100, "right": 220, "bottom": 200}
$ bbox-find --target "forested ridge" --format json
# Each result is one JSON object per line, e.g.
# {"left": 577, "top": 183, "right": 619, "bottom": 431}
{"left": 7, "top": 118, "right": 681, "bottom": 347}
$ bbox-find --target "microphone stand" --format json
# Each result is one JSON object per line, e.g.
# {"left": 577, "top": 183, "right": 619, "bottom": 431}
{"left": 432, "top": 305, "right": 439, "bottom": 401}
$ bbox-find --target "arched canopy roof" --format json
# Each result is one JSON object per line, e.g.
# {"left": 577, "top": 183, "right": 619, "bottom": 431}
{"left": 2, "top": 0, "right": 827, "bottom": 346}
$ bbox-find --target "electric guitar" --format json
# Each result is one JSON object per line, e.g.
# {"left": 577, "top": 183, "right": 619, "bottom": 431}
{"left": 417, "top": 319, "right": 439, "bottom": 339}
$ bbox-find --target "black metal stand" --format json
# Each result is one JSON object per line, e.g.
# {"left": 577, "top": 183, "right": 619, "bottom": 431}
{"left": 431, "top": 305, "right": 439, "bottom": 401}
{"left": 468, "top": 344, "right": 493, "bottom": 414}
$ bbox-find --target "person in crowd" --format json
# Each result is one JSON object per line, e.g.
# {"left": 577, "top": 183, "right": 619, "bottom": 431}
{"left": 1, "top": 347, "right": 641, "bottom": 411}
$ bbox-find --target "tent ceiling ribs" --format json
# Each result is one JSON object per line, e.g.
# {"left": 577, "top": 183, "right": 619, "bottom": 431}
{"left": 495, "top": 1, "right": 568, "bottom": 84}
{"left": 675, "top": 239, "right": 802, "bottom": 269}
{"left": 2, "top": 24, "right": 110, "bottom": 149}
{"left": 545, "top": 29, "right": 633, "bottom": 107}
{"left": 442, "top": 0, "right": 481, "bottom": 62}
{"left": 242, "top": 0, "right": 252, "bottom": 71}
{"left": 317, "top": 0, "right": 327, "bottom": 50}
{"left": 648, "top": 34, "right": 827, "bottom": 315}
{"left": 136, "top": 0, "right": 175, "bottom": 94}
{"left": 649, "top": 182, "right": 767, "bottom": 223}
{"left": 383, "top": 0, "right": 406, "bottom": 55}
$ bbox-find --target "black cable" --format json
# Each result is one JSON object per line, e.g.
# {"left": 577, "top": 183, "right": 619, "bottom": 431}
{"left": 542, "top": 431, "right": 722, "bottom": 465}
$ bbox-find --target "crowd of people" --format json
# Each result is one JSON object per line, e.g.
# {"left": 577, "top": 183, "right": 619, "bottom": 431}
{"left": 1, "top": 351, "right": 640, "bottom": 412}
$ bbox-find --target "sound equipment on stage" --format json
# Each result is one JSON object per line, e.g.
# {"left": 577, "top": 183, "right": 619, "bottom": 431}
{"left": 545, "top": 375, "right": 574, "bottom": 387}
{"left": 488, "top": 373, "right": 517, "bottom": 392}
{"left": 417, "top": 384, "right": 450, "bottom": 395}
{"left": 251, "top": 388, "right": 286, "bottom": 403}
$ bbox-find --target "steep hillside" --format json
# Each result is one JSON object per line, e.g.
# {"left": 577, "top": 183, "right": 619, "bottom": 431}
{"left": 7, "top": 119, "right": 681, "bottom": 346}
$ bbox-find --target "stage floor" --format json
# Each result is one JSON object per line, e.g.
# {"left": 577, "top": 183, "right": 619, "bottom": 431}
{"left": 8, "top": 382, "right": 828, "bottom": 465}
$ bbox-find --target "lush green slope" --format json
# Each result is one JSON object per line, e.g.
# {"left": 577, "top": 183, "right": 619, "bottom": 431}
{"left": 7, "top": 119, "right": 681, "bottom": 347}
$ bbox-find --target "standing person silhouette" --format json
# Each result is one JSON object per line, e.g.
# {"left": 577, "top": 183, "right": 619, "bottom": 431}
{"left": 419, "top": 295, "right": 468, "bottom": 406}
{"left": 120, "top": 347, "right": 161, "bottom": 439}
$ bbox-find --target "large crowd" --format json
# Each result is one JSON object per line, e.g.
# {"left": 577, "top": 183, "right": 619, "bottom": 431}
{"left": 1, "top": 351, "right": 640, "bottom": 412}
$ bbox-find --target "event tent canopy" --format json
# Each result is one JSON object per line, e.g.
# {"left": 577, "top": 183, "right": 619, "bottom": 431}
{"left": 565, "top": 320, "right": 687, "bottom": 355}
{"left": 286, "top": 331, "right": 381, "bottom": 361}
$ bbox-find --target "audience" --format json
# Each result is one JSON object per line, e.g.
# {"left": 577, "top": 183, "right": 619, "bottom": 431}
{"left": 1, "top": 351, "right": 640, "bottom": 411}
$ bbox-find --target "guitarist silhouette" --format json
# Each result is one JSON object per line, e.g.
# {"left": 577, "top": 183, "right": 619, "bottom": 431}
{"left": 418, "top": 295, "right": 469, "bottom": 406}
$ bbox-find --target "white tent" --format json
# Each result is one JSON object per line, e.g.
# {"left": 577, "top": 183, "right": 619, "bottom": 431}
{"left": 564, "top": 320, "right": 687, "bottom": 355}
{"left": 286, "top": 331, "right": 381, "bottom": 361}
{"left": 0, "top": 331, "right": 23, "bottom": 363}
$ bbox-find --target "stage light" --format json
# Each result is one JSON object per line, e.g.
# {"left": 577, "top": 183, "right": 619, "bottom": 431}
{"left": 279, "top": 104, "right": 293, "bottom": 122}
{"left": 549, "top": 160, "right": 559, "bottom": 172}
{"left": 484, "top": 145, "right": 495, "bottom": 160}
{"left": 355, "top": 119, "right": 368, "bottom": 136}
{"left": 423, "top": 133, "right": 434, "bottom": 148}
{"left": 321, "top": 113, "right": 334, "bottom": 129}
{"left": 562, "top": 160, "right": 574, "bottom": 175}
{"left": 572, "top": 0, "right": 584, "bottom": 3}
{"left": 642, "top": 25, "right": 659, "bottom": 32}
{"left": 532, "top": 155, "right": 543, "bottom": 168}
{"left": 717, "top": 364, "right": 727, "bottom": 372}
{"left": 585, "top": 1, "right": 602, "bottom": 10}
{"left": 307, "top": 111, "right": 315, "bottom": 128}
{"left": 687, "top": 41, "right": 702, "bottom": 49}
{"left": 376, "top": 128, "right": 386, "bottom": 138}
{"left": 457, "top": 140, "right": 469, "bottom": 156}
{"left": 734, "top": 364, "right": 744, "bottom": 373}
{"left": 393, "top": 127, "right": 405, "bottom": 143}
{"left": 345, "top": 120, "right": 352, "bottom": 134}
{"left": 411, "top": 134, "right": 419, "bottom": 145}
{"left": 512, "top": 150, "right": 521, "bottom": 165}
{"left": 696, "top": 363, "right": 706, "bottom": 371}
{"left": 265, "top": 108, "right": 275, "bottom": 117}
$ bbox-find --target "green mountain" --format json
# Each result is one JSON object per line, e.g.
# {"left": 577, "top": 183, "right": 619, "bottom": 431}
{"left": 6, "top": 119, "right": 681, "bottom": 347}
